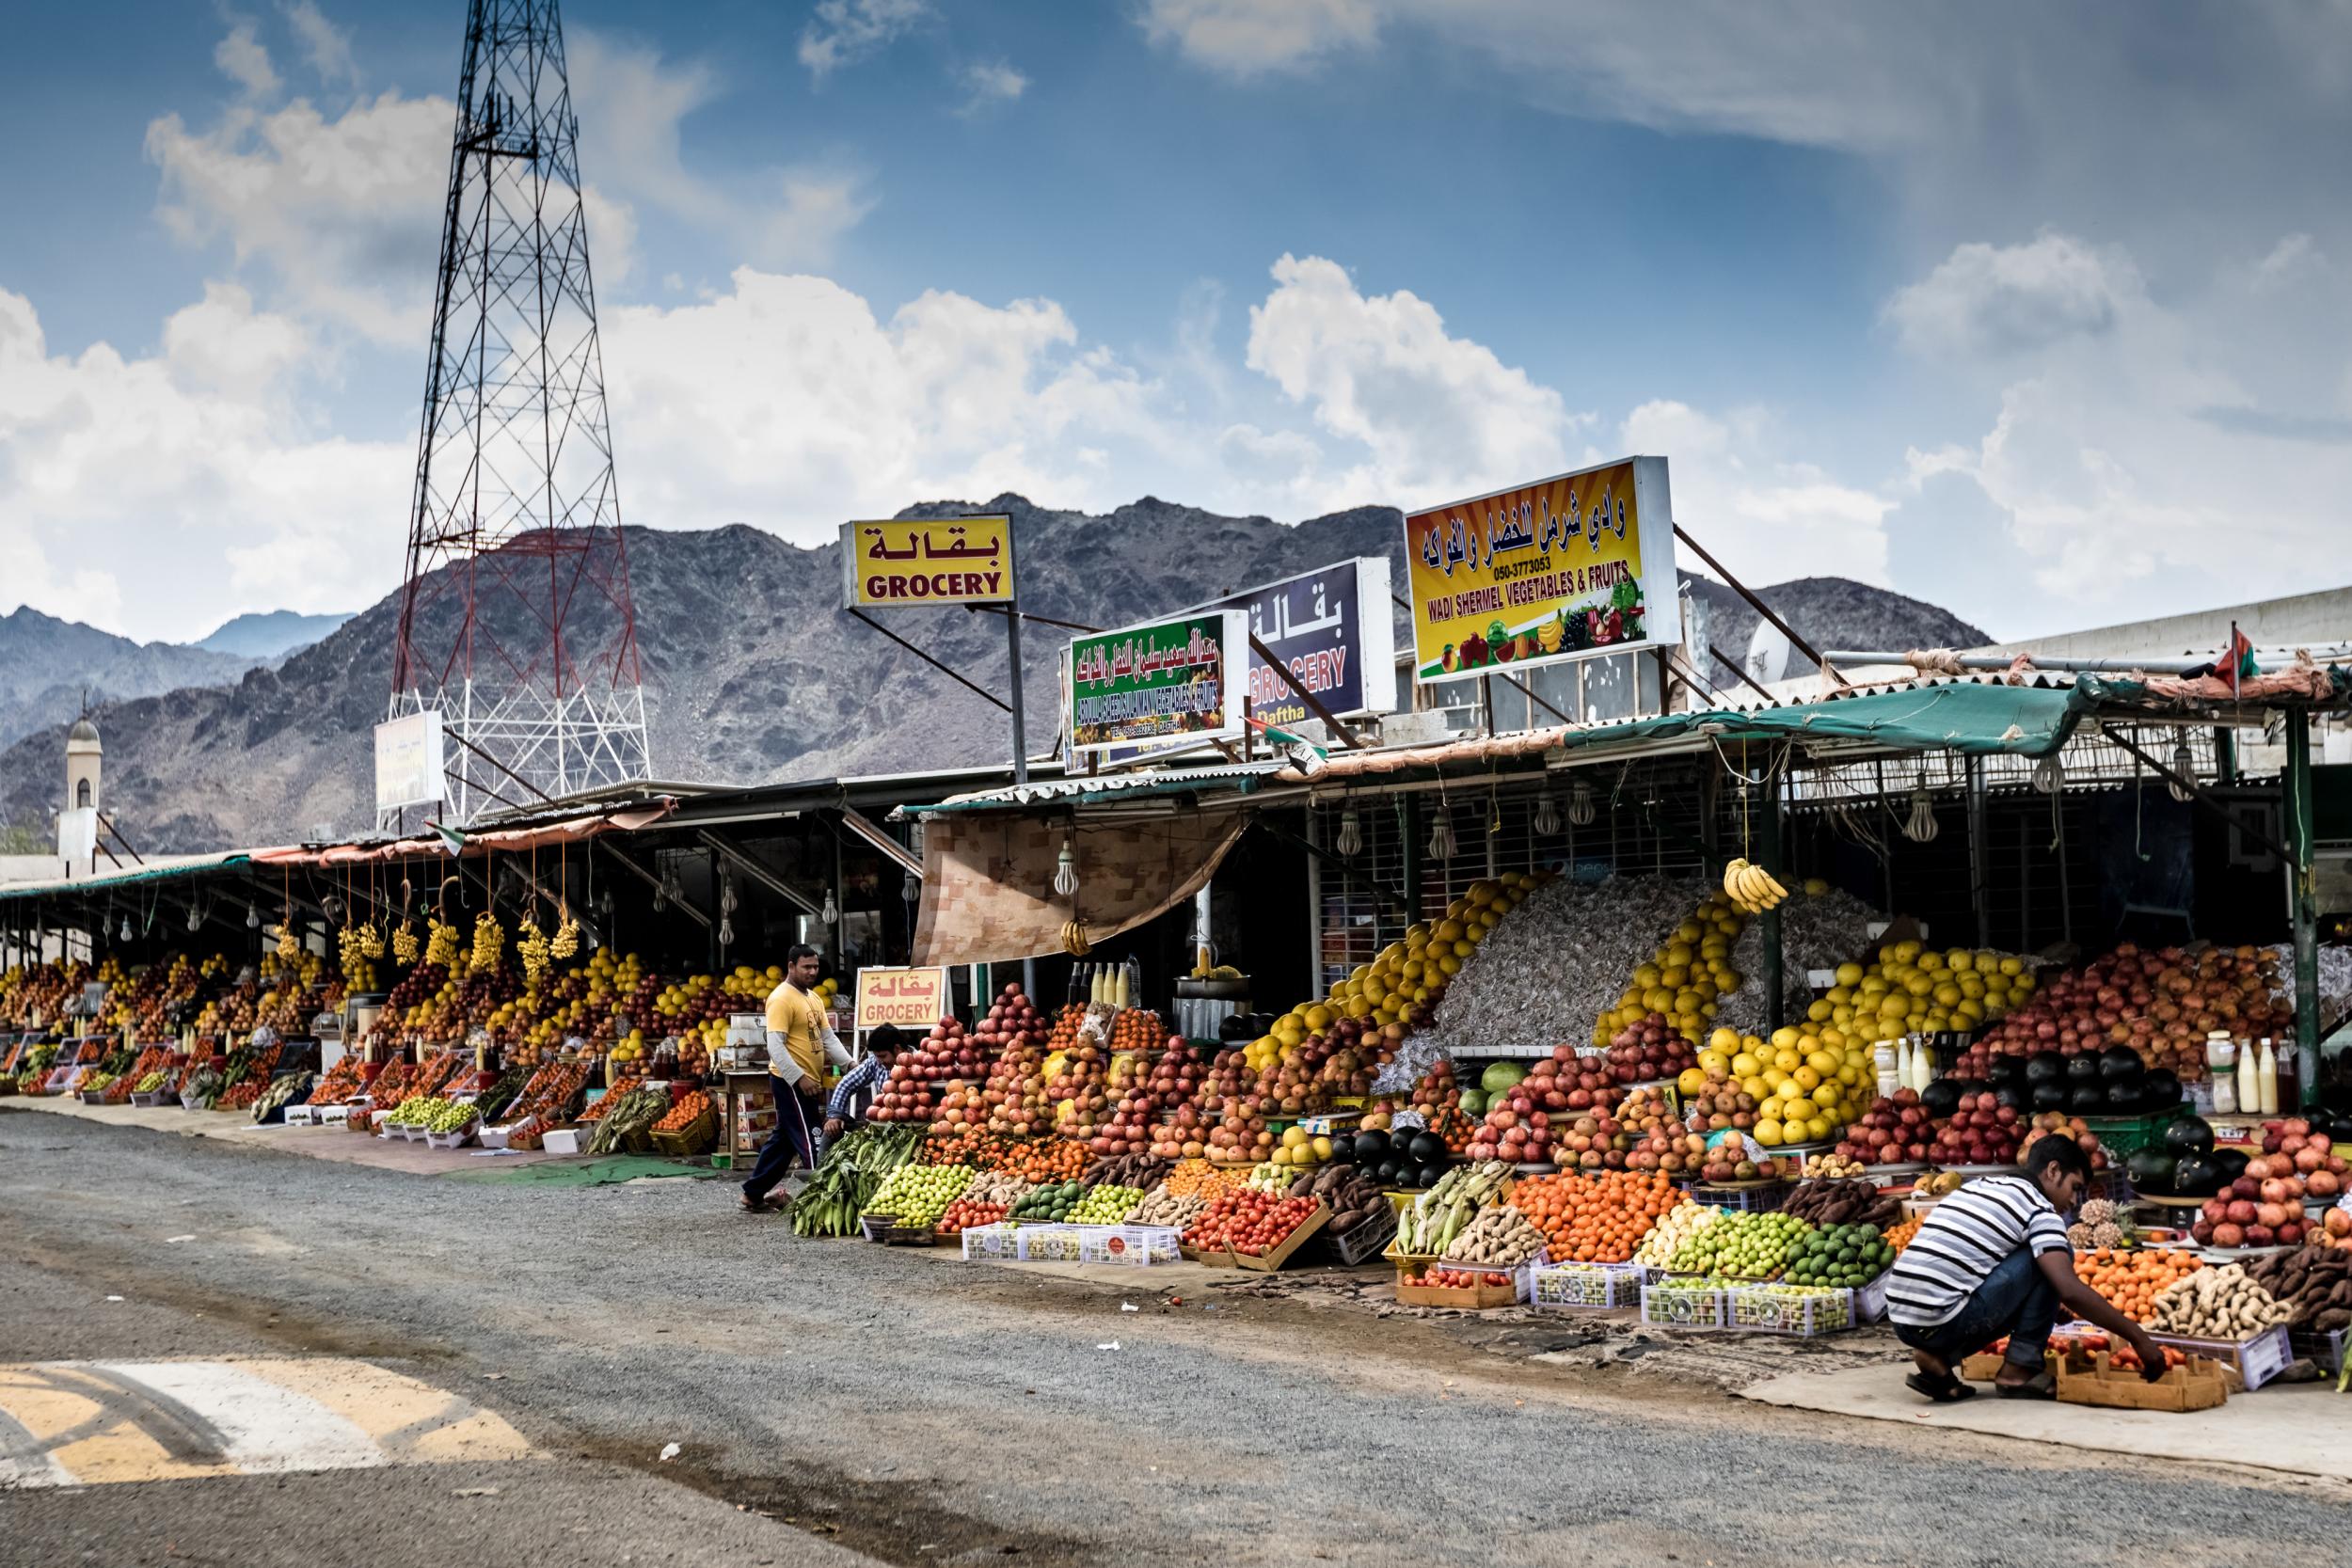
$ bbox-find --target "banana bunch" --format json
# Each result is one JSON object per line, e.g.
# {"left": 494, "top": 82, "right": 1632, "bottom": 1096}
{"left": 424, "top": 919, "right": 460, "bottom": 968}
{"left": 391, "top": 920, "right": 421, "bottom": 965}
{"left": 548, "top": 911, "right": 580, "bottom": 960}
{"left": 1722, "top": 857, "right": 1788, "bottom": 914}
{"left": 1061, "top": 918, "right": 1091, "bottom": 957}
{"left": 516, "top": 916, "right": 550, "bottom": 987}
{"left": 469, "top": 911, "right": 503, "bottom": 975}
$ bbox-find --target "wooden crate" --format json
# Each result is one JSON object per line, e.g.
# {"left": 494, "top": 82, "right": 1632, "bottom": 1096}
{"left": 1395, "top": 1265, "right": 1519, "bottom": 1309}
{"left": 1226, "top": 1201, "right": 1329, "bottom": 1272}
{"left": 650, "top": 1106, "right": 717, "bottom": 1158}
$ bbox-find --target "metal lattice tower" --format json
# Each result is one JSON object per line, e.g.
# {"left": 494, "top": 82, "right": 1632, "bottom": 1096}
{"left": 389, "top": 0, "right": 648, "bottom": 826}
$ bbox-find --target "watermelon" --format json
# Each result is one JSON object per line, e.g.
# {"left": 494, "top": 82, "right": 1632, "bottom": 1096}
{"left": 1458, "top": 1088, "right": 1488, "bottom": 1117}
{"left": 1480, "top": 1061, "right": 1527, "bottom": 1095}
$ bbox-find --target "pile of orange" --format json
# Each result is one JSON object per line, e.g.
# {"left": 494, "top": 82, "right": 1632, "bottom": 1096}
{"left": 995, "top": 1137, "right": 1092, "bottom": 1183}
{"left": 1165, "top": 1158, "right": 1242, "bottom": 1199}
{"left": 1509, "top": 1170, "right": 1685, "bottom": 1263}
{"left": 1883, "top": 1212, "right": 1925, "bottom": 1252}
{"left": 2074, "top": 1246, "right": 2204, "bottom": 1323}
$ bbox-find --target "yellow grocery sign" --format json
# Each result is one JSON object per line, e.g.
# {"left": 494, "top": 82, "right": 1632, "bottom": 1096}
{"left": 1402, "top": 456, "right": 1681, "bottom": 685}
{"left": 852, "top": 966, "right": 950, "bottom": 1033}
{"left": 840, "top": 515, "right": 1015, "bottom": 607}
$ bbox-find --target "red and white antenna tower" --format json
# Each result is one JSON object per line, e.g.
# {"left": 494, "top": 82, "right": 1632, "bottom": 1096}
{"left": 388, "top": 0, "right": 649, "bottom": 825}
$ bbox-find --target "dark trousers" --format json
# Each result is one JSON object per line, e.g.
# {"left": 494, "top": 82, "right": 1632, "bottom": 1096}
{"left": 1893, "top": 1247, "right": 2059, "bottom": 1370}
{"left": 742, "top": 1076, "right": 820, "bottom": 1202}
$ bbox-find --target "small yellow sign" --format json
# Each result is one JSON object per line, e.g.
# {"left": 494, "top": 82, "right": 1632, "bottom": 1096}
{"left": 840, "top": 515, "right": 1015, "bottom": 608}
{"left": 852, "top": 966, "right": 951, "bottom": 1033}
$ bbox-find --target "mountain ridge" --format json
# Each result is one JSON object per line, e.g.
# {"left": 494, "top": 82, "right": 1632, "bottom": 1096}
{"left": 0, "top": 499, "right": 1985, "bottom": 852}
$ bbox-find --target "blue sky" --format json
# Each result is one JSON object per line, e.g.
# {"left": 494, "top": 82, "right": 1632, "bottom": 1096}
{"left": 3, "top": 1, "right": 2347, "bottom": 647}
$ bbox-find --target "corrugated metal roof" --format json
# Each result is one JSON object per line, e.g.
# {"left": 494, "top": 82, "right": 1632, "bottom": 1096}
{"left": 0, "top": 849, "right": 258, "bottom": 902}
{"left": 912, "top": 761, "right": 1284, "bottom": 816}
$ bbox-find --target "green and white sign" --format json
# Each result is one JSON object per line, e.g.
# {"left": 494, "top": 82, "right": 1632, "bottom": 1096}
{"left": 1067, "top": 610, "right": 1249, "bottom": 755}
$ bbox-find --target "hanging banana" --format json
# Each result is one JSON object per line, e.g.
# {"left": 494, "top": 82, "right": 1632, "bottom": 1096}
{"left": 1722, "top": 857, "right": 1789, "bottom": 914}
{"left": 1061, "top": 917, "right": 1091, "bottom": 957}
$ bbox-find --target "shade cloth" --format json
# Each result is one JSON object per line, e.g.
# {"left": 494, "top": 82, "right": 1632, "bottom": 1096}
{"left": 911, "top": 810, "right": 1247, "bottom": 967}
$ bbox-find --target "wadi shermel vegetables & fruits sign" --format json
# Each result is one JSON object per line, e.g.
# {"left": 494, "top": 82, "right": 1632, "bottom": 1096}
{"left": 1067, "top": 610, "right": 1248, "bottom": 754}
{"left": 840, "top": 515, "right": 1015, "bottom": 607}
{"left": 1403, "top": 455, "right": 1681, "bottom": 685}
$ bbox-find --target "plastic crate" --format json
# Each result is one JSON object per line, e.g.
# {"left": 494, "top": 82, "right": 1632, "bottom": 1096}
{"left": 2150, "top": 1323, "right": 2293, "bottom": 1391}
{"left": 1688, "top": 1182, "right": 1788, "bottom": 1213}
{"left": 2290, "top": 1325, "right": 2347, "bottom": 1375}
{"left": 1639, "top": 1280, "right": 1726, "bottom": 1329}
{"left": 1726, "top": 1284, "right": 1855, "bottom": 1336}
{"left": 1530, "top": 1261, "right": 1641, "bottom": 1310}
{"left": 1014, "top": 1224, "right": 1089, "bottom": 1263}
{"left": 2085, "top": 1109, "right": 2185, "bottom": 1159}
{"left": 1327, "top": 1206, "right": 1398, "bottom": 1266}
{"left": 959, "top": 1223, "right": 1022, "bottom": 1261}
{"left": 1077, "top": 1225, "right": 1183, "bottom": 1267}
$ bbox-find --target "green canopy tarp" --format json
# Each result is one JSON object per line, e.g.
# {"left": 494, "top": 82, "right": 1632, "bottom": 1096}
{"left": 1557, "top": 680, "right": 2089, "bottom": 760}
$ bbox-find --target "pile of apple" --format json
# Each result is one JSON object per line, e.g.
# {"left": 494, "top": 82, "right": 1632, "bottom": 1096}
{"left": 1961, "top": 942, "right": 2285, "bottom": 1084}
{"left": 1833, "top": 1088, "right": 1937, "bottom": 1167}
{"left": 1682, "top": 1066, "right": 1764, "bottom": 1136}
{"left": 2191, "top": 1118, "right": 2349, "bottom": 1249}
{"left": 974, "top": 983, "right": 1055, "bottom": 1135}
{"left": 1100, "top": 1037, "right": 1201, "bottom": 1158}
{"left": 1926, "top": 1088, "right": 2026, "bottom": 1166}
{"left": 868, "top": 1016, "right": 992, "bottom": 1123}
{"left": 1603, "top": 1012, "right": 1700, "bottom": 1085}
{"left": 1610, "top": 1085, "right": 1711, "bottom": 1176}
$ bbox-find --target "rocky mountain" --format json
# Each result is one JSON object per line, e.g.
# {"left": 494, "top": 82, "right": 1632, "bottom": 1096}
{"left": 0, "top": 608, "right": 259, "bottom": 752}
{"left": 0, "top": 497, "right": 1984, "bottom": 851}
{"left": 1683, "top": 576, "right": 1990, "bottom": 689}
{"left": 196, "top": 610, "right": 356, "bottom": 660}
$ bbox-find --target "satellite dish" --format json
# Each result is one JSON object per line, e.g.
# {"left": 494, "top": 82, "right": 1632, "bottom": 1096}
{"left": 1745, "top": 619, "right": 1796, "bottom": 686}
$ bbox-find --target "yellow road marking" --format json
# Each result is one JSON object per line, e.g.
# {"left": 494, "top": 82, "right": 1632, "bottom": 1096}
{"left": 0, "top": 1359, "right": 532, "bottom": 1488}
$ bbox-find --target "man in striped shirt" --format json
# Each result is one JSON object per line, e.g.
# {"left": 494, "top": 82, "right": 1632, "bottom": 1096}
{"left": 1886, "top": 1133, "right": 2163, "bottom": 1402}
{"left": 820, "top": 1024, "right": 906, "bottom": 1149}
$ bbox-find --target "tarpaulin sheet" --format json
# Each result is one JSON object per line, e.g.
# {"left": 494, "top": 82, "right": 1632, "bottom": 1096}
{"left": 1542, "top": 681, "right": 2090, "bottom": 760}
{"left": 911, "top": 810, "right": 1247, "bottom": 968}
{"left": 248, "top": 804, "right": 675, "bottom": 866}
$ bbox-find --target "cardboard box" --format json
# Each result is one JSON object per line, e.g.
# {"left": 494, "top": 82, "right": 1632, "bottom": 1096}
{"left": 2056, "top": 1350, "right": 2228, "bottom": 1412}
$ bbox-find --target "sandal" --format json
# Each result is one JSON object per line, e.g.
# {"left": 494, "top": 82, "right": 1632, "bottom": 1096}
{"left": 1994, "top": 1370, "right": 2057, "bottom": 1400}
{"left": 1905, "top": 1370, "right": 1977, "bottom": 1404}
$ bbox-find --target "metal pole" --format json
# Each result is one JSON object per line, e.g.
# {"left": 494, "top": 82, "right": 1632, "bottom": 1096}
{"left": 1759, "top": 756, "right": 1785, "bottom": 1035}
{"left": 1007, "top": 601, "right": 1035, "bottom": 1000}
{"left": 2286, "top": 709, "right": 2319, "bottom": 1104}
{"left": 1967, "top": 754, "right": 1989, "bottom": 948}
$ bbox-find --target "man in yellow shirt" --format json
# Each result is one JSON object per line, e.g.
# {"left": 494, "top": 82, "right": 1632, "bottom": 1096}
{"left": 740, "top": 944, "right": 851, "bottom": 1212}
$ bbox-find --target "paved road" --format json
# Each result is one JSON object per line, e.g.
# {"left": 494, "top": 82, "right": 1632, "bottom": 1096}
{"left": 4, "top": 1109, "right": 2347, "bottom": 1568}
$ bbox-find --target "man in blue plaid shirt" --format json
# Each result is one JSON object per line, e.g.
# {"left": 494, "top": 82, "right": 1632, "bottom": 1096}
{"left": 818, "top": 1023, "right": 905, "bottom": 1156}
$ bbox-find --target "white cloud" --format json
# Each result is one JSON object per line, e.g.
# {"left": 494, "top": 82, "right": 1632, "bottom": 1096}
{"left": 281, "top": 1, "right": 358, "bottom": 87}
{"left": 1244, "top": 253, "right": 1576, "bottom": 510}
{"left": 1883, "top": 233, "right": 2136, "bottom": 359}
{"left": 215, "top": 19, "right": 281, "bottom": 101}
{"left": 1620, "top": 400, "right": 1893, "bottom": 589}
{"left": 957, "top": 60, "right": 1028, "bottom": 116}
{"left": 2249, "top": 232, "right": 2325, "bottom": 293}
{"left": 144, "top": 88, "right": 453, "bottom": 342}
{"left": 601, "top": 268, "right": 1166, "bottom": 537}
{"left": 0, "top": 284, "right": 405, "bottom": 639}
{"left": 1140, "top": 0, "right": 1381, "bottom": 77}
{"left": 799, "top": 0, "right": 931, "bottom": 79}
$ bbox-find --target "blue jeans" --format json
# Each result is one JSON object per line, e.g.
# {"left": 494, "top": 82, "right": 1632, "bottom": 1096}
{"left": 1894, "top": 1247, "right": 2058, "bottom": 1371}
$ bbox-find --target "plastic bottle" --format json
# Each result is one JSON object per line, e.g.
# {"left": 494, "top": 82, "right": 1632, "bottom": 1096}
{"left": 2236, "top": 1035, "right": 2261, "bottom": 1120}
{"left": 2256, "top": 1038, "right": 2280, "bottom": 1116}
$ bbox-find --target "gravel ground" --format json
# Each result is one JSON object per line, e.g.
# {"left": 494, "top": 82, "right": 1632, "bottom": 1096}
{"left": 5, "top": 1108, "right": 2348, "bottom": 1567}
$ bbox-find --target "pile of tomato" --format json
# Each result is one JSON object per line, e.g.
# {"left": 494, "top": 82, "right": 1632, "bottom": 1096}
{"left": 1183, "top": 1190, "right": 1318, "bottom": 1257}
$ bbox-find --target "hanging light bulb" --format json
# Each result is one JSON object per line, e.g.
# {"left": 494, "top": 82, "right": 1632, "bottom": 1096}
{"left": 186, "top": 904, "right": 203, "bottom": 933}
{"left": 2168, "top": 737, "right": 2196, "bottom": 802}
{"left": 718, "top": 914, "right": 735, "bottom": 947}
{"left": 1533, "top": 790, "right": 1561, "bottom": 837}
{"left": 720, "top": 876, "right": 739, "bottom": 915}
{"left": 2031, "top": 752, "right": 2063, "bottom": 795}
{"left": 246, "top": 903, "right": 262, "bottom": 930}
{"left": 119, "top": 915, "right": 133, "bottom": 942}
{"left": 1902, "top": 776, "right": 1941, "bottom": 844}
{"left": 1567, "top": 778, "right": 1596, "bottom": 827}
{"left": 1053, "top": 833, "right": 1079, "bottom": 896}
{"left": 902, "top": 867, "right": 921, "bottom": 903}
{"left": 820, "top": 889, "right": 839, "bottom": 926}
{"left": 1335, "top": 806, "right": 1362, "bottom": 858}
{"left": 652, "top": 881, "right": 667, "bottom": 912}
{"left": 1427, "top": 807, "right": 1457, "bottom": 862}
